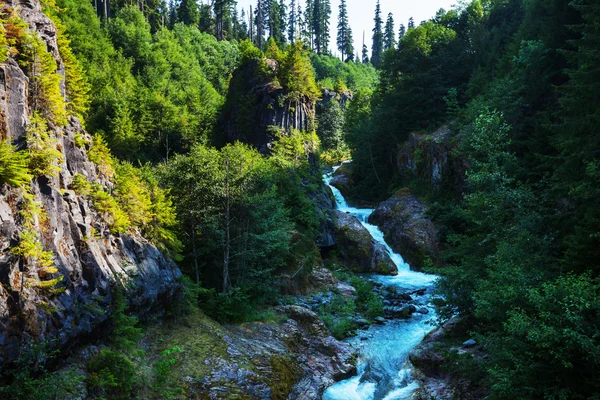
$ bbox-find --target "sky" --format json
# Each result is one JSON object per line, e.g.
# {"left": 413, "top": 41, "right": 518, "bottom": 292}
{"left": 234, "top": 0, "right": 458, "bottom": 58}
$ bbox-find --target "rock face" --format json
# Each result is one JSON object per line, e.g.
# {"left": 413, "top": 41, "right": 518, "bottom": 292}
{"left": 310, "top": 178, "right": 337, "bottom": 248}
{"left": 0, "top": 0, "right": 180, "bottom": 368}
{"left": 330, "top": 163, "right": 354, "bottom": 197}
{"left": 369, "top": 189, "right": 439, "bottom": 270}
{"left": 220, "top": 58, "right": 316, "bottom": 153}
{"left": 334, "top": 211, "right": 398, "bottom": 275}
{"left": 319, "top": 88, "right": 353, "bottom": 109}
{"left": 186, "top": 306, "right": 356, "bottom": 399}
{"left": 397, "top": 125, "right": 466, "bottom": 197}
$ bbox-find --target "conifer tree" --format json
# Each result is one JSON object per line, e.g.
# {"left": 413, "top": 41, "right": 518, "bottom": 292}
{"left": 362, "top": 31, "right": 369, "bottom": 64}
{"left": 408, "top": 16, "right": 415, "bottom": 29}
{"left": 239, "top": 8, "right": 249, "bottom": 39}
{"left": 177, "top": 0, "right": 199, "bottom": 26}
{"left": 384, "top": 12, "right": 395, "bottom": 50}
{"left": 278, "top": 0, "right": 287, "bottom": 45}
{"left": 288, "top": 0, "right": 296, "bottom": 43}
{"left": 303, "top": 0, "right": 314, "bottom": 48}
{"left": 371, "top": 0, "right": 383, "bottom": 67}
{"left": 398, "top": 23, "right": 405, "bottom": 43}
{"left": 255, "top": 0, "right": 266, "bottom": 49}
{"left": 337, "top": 0, "right": 354, "bottom": 62}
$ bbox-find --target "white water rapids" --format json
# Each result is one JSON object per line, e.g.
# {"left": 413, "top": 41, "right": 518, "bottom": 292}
{"left": 322, "top": 165, "right": 438, "bottom": 400}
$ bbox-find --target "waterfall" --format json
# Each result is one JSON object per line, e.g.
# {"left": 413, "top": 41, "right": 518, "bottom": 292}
{"left": 322, "top": 166, "right": 438, "bottom": 400}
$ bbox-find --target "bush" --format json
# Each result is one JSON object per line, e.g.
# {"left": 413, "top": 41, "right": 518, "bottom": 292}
{"left": 0, "top": 140, "right": 32, "bottom": 187}
{"left": 87, "top": 349, "right": 137, "bottom": 400}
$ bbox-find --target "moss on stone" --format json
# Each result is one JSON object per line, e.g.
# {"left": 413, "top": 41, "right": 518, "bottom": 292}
{"left": 145, "top": 309, "right": 230, "bottom": 379}
{"left": 269, "top": 355, "right": 299, "bottom": 400}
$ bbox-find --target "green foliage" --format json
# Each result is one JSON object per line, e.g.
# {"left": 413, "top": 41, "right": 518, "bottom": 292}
{"left": 152, "top": 346, "right": 184, "bottom": 399}
{"left": 0, "top": 140, "right": 32, "bottom": 187}
{"left": 87, "top": 349, "right": 138, "bottom": 400}
{"left": 0, "top": 341, "right": 84, "bottom": 400}
{"left": 316, "top": 99, "right": 344, "bottom": 150}
{"left": 279, "top": 41, "right": 321, "bottom": 101}
{"left": 17, "top": 22, "right": 67, "bottom": 126}
{"left": 26, "top": 112, "right": 63, "bottom": 177}
{"left": 110, "top": 285, "right": 143, "bottom": 352}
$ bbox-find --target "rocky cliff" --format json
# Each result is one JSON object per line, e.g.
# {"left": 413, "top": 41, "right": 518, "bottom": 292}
{"left": 220, "top": 58, "right": 316, "bottom": 153}
{"left": 0, "top": 0, "right": 180, "bottom": 368}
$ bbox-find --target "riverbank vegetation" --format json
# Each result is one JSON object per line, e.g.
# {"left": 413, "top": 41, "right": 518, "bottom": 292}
{"left": 345, "top": 0, "right": 600, "bottom": 398}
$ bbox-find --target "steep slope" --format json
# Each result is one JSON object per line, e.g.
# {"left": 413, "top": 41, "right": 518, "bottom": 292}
{"left": 0, "top": 0, "right": 180, "bottom": 367}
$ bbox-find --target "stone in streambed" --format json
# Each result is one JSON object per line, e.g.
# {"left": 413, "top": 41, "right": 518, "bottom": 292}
{"left": 333, "top": 211, "right": 398, "bottom": 276}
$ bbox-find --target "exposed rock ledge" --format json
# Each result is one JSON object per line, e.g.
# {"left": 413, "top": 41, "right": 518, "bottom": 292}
{"left": 369, "top": 188, "right": 439, "bottom": 270}
{"left": 334, "top": 210, "right": 398, "bottom": 275}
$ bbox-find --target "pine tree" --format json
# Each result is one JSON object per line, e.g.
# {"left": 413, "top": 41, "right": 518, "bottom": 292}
{"left": 384, "top": 12, "right": 395, "bottom": 50}
{"left": 278, "top": 0, "right": 287, "bottom": 45}
{"left": 239, "top": 8, "right": 249, "bottom": 39}
{"left": 408, "top": 16, "right": 415, "bottom": 29}
{"left": 168, "top": 0, "right": 177, "bottom": 27}
{"left": 255, "top": 0, "right": 266, "bottom": 49}
{"left": 398, "top": 23, "right": 405, "bottom": 43}
{"left": 371, "top": 0, "right": 383, "bottom": 67}
{"left": 177, "top": 0, "right": 199, "bottom": 26}
{"left": 214, "top": 0, "right": 235, "bottom": 40}
{"left": 337, "top": 0, "right": 354, "bottom": 62}
{"left": 288, "top": 0, "right": 296, "bottom": 42}
{"left": 362, "top": 31, "right": 369, "bottom": 64}
{"left": 303, "top": 0, "right": 314, "bottom": 48}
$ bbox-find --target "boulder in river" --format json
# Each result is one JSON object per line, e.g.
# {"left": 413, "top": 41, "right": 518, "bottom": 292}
{"left": 329, "top": 163, "right": 354, "bottom": 197}
{"left": 334, "top": 211, "right": 398, "bottom": 275}
{"left": 368, "top": 188, "right": 439, "bottom": 270}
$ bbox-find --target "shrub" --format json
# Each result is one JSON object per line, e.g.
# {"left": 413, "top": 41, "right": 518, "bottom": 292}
{"left": 26, "top": 112, "right": 63, "bottom": 177}
{"left": 0, "top": 140, "right": 32, "bottom": 187}
{"left": 87, "top": 349, "right": 137, "bottom": 400}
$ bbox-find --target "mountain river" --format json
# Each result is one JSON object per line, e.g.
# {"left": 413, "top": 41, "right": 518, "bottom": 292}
{"left": 322, "top": 165, "right": 438, "bottom": 400}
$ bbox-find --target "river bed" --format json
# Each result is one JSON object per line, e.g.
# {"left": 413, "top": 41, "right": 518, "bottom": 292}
{"left": 322, "top": 166, "right": 438, "bottom": 400}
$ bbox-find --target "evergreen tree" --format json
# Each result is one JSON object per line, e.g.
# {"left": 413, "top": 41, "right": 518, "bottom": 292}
{"left": 214, "top": 0, "right": 235, "bottom": 40}
{"left": 303, "top": 0, "right": 314, "bottom": 48}
{"left": 337, "top": 0, "right": 354, "bottom": 62}
{"left": 177, "top": 0, "right": 199, "bottom": 26}
{"left": 384, "top": 12, "right": 395, "bottom": 50}
{"left": 408, "top": 16, "right": 415, "bottom": 29}
{"left": 361, "top": 31, "right": 369, "bottom": 64}
{"left": 371, "top": 0, "right": 383, "bottom": 67}
{"left": 239, "top": 8, "right": 249, "bottom": 40}
{"left": 255, "top": 0, "right": 266, "bottom": 49}
{"left": 278, "top": 0, "right": 287, "bottom": 45}
{"left": 398, "top": 23, "right": 405, "bottom": 43}
{"left": 288, "top": 0, "right": 296, "bottom": 43}
{"left": 198, "top": 3, "right": 213, "bottom": 33}
{"left": 167, "top": 0, "right": 177, "bottom": 27}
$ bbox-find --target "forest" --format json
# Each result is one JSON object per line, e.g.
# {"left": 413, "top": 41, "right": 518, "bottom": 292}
{"left": 0, "top": 0, "right": 598, "bottom": 398}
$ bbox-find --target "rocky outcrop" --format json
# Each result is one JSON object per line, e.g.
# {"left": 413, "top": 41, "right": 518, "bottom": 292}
{"left": 334, "top": 211, "right": 397, "bottom": 275}
{"left": 397, "top": 125, "right": 466, "bottom": 197}
{"left": 220, "top": 58, "right": 316, "bottom": 153}
{"left": 330, "top": 162, "right": 354, "bottom": 197}
{"left": 369, "top": 189, "right": 439, "bottom": 270}
{"left": 319, "top": 88, "right": 353, "bottom": 109}
{"left": 311, "top": 181, "right": 337, "bottom": 248}
{"left": 410, "top": 317, "right": 489, "bottom": 400}
{"left": 166, "top": 307, "right": 356, "bottom": 399}
{"left": 0, "top": 0, "right": 180, "bottom": 368}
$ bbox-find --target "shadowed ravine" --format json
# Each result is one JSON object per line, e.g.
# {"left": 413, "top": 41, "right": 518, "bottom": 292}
{"left": 322, "top": 165, "right": 438, "bottom": 400}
